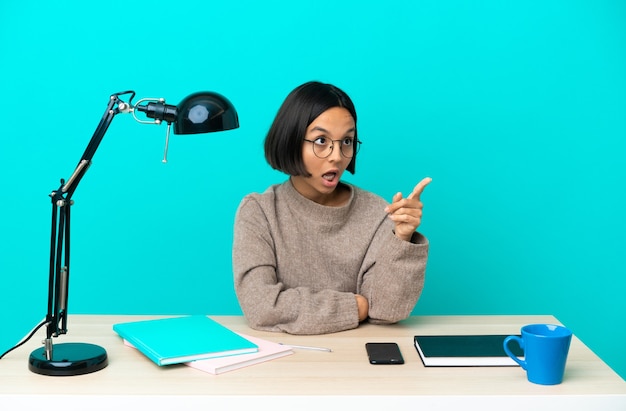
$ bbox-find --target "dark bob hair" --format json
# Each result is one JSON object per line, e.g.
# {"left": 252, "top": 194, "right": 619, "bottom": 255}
{"left": 264, "top": 81, "right": 358, "bottom": 176}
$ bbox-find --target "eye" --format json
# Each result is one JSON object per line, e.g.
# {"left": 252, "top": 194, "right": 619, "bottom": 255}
{"left": 313, "top": 136, "right": 329, "bottom": 146}
{"left": 342, "top": 137, "right": 355, "bottom": 146}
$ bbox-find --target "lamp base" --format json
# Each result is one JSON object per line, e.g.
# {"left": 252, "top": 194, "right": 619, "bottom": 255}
{"left": 29, "top": 342, "right": 108, "bottom": 376}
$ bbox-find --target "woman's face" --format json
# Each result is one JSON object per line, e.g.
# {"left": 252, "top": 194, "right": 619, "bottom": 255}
{"left": 291, "top": 107, "right": 356, "bottom": 205}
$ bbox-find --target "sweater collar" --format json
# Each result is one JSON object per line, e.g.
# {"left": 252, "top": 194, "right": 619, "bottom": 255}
{"left": 283, "top": 178, "right": 355, "bottom": 217}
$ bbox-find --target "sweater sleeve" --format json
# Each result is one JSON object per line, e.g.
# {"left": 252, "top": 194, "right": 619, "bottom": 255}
{"left": 232, "top": 196, "right": 360, "bottom": 335}
{"left": 359, "top": 218, "right": 429, "bottom": 324}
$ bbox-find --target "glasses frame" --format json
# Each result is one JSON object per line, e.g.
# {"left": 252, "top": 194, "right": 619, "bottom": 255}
{"left": 302, "top": 137, "right": 362, "bottom": 159}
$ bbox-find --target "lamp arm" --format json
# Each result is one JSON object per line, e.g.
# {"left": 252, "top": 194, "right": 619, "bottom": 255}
{"left": 43, "top": 91, "right": 135, "bottom": 356}
{"left": 62, "top": 91, "right": 135, "bottom": 199}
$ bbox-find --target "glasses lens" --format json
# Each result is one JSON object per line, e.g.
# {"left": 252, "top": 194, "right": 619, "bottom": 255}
{"left": 339, "top": 139, "right": 360, "bottom": 158}
{"left": 313, "top": 143, "right": 332, "bottom": 158}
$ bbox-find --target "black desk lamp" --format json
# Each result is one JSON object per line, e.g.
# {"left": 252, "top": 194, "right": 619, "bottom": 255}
{"left": 27, "top": 90, "right": 239, "bottom": 376}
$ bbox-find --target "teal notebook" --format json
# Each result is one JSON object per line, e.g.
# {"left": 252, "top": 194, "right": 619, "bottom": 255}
{"left": 113, "top": 315, "right": 258, "bottom": 366}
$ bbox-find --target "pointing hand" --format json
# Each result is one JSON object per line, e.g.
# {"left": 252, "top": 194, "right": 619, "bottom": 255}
{"left": 385, "top": 177, "right": 432, "bottom": 242}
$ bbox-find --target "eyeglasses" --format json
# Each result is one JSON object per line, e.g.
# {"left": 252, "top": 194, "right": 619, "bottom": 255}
{"left": 303, "top": 137, "right": 361, "bottom": 159}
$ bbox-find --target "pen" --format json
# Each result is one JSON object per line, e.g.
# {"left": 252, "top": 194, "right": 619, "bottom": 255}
{"left": 280, "top": 343, "right": 332, "bottom": 352}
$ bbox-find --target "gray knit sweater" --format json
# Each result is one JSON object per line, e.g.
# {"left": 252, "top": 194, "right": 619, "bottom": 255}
{"left": 232, "top": 179, "right": 428, "bottom": 335}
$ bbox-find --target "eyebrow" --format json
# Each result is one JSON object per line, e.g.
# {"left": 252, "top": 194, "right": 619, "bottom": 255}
{"left": 310, "top": 126, "right": 356, "bottom": 134}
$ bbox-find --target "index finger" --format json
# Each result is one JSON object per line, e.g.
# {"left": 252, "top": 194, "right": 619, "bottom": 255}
{"left": 407, "top": 177, "right": 432, "bottom": 200}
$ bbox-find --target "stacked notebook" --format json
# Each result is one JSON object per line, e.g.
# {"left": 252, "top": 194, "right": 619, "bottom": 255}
{"left": 413, "top": 334, "right": 523, "bottom": 367}
{"left": 113, "top": 315, "right": 293, "bottom": 373}
{"left": 184, "top": 334, "right": 293, "bottom": 375}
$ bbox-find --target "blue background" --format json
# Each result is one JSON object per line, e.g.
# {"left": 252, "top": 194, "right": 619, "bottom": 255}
{"left": 1, "top": 1, "right": 624, "bottom": 380}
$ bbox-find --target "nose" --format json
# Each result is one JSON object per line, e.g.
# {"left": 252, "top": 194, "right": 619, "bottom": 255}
{"left": 328, "top": 142, "right": 343, "bottom": 162}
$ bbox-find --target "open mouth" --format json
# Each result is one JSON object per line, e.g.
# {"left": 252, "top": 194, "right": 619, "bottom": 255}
{"left": 322, "top": 172, "right": 337, "bottom": 181}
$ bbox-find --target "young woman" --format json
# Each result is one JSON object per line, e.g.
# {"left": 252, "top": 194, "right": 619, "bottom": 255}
{"left": 233, "top": 81, "right": 431, "bottom": 335}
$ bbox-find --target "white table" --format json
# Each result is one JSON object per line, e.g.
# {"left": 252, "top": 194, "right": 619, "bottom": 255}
{"left": 1, "top": 315, "right": 624, "bottom": 410}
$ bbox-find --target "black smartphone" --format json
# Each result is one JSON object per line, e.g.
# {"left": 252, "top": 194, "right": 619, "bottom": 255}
{"left": 365, "top": 342, "right": 404, "bottom": 364}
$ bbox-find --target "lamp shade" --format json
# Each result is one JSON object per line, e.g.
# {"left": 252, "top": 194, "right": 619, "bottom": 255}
{"left": 174, "top": 92, "right": 239, "bottom": 135}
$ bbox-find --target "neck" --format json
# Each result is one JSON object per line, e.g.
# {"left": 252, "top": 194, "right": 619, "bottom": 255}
{"left": 289, "top": 178, "right": 350, "bottom": 207}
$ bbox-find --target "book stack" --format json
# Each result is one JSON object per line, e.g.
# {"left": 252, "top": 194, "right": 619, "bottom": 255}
{"left": 113, "top": 315, "right": 293, "bottom": 374}
{"left": 413, "top": 334, "right": 523, "bottom": 367}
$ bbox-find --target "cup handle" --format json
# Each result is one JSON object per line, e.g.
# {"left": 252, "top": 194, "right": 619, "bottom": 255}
{"left": 503, "top": 335, "right": 527, "bottom": 369}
